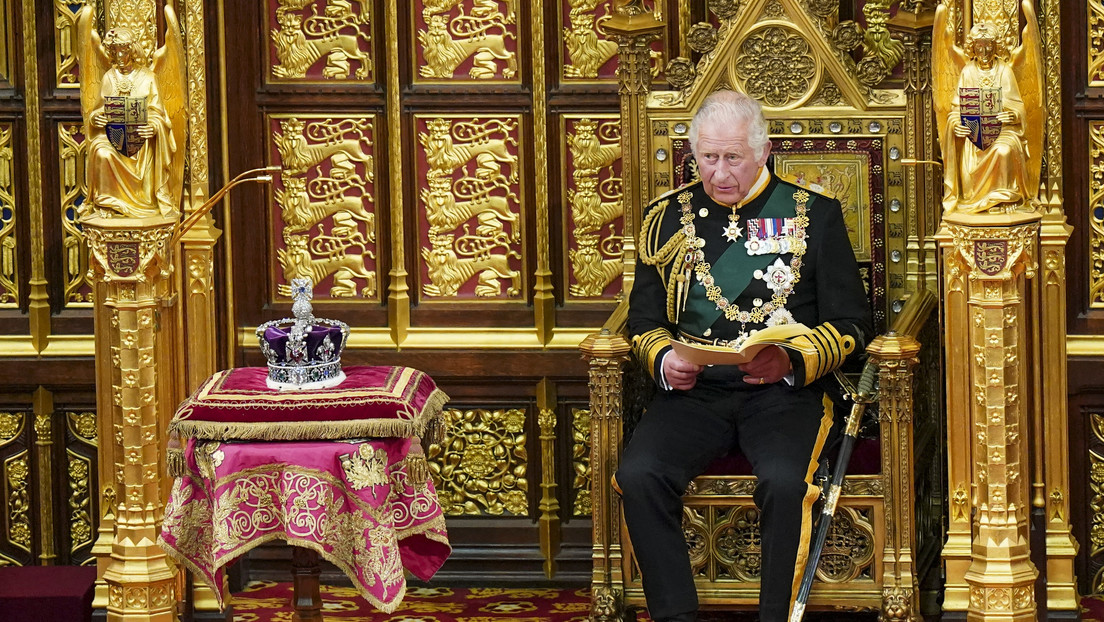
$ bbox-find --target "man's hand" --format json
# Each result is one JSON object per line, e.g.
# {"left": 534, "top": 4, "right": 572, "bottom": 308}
{"left": 662, "top": 352, "right": 703, "bottom": 391}
{"left": 738, "top": 345, "right": 791, "bottom": 385}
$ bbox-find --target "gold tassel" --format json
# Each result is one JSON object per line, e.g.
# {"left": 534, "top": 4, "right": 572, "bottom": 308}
{"left": 425, "top": 414, "right": 445, "bottom": 448}
{"left": 167, "top": 448, "right": 185, "bottom": 478}
{"left": 404, "top": 437, "right": 430, "bottom": 490}
{"left": 166, "top": 429, "right": 185, "bottom": 478}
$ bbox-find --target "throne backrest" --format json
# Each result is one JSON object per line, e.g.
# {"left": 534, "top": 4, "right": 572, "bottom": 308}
{"left": 623, "top": 0, "right": 920, "bottom": 332}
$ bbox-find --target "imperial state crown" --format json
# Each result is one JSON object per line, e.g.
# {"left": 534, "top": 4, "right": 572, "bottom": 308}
{"left": 257, "top": 278, "right": 349, "bottom": 390}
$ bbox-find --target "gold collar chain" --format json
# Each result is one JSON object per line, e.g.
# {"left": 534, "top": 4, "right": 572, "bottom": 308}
{"left": 677, "top": 189, "right": 811, "bottom": 334}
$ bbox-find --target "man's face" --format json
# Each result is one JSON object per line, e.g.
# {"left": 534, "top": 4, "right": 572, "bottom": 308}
{"left": 973, "top": 39, "right": 994, "bottom": 67}
{"left": 694, "top": 120, "right": 771, "bottom": 206}
{"left": 110, "top": 46, "right": 134, "bottom": 73}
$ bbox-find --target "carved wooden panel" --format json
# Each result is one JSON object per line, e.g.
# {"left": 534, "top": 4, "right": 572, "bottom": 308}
{"left": 1089, "top": 122, "right": 1104, "bottom": 308}
{"left": 0, "top": 122, "right": 14, "bottom": 307}
{"left": 428, "top": 408, "right": 529, "bottom": 516}
{"left": 62, "top": 411, "right": 97, "bottom": 564}
{"left": 563, "top": 115, "right": 623, "bottom": 301}
{"left": 269, "top": 114, "right": 379, "bottom": 302}
{"left": 412, "top": 0, "right": 519, "bottom": 83}
{"left": 266, "top": 0, "right": 374, "bottom": 83}
{"left": 559, "top": 0, "right": 619, "bottom": 81}
{"left": 0, "top": 411, "right": 32, "bottom": 566}
{"left": 58, "top": 122, "right": 93, "bottom": 306}
{"left": 415, "top": 115, "right": 525, "bottom": 300}
{"left": 53, "top": 0, "right": 87, "bottom": 89}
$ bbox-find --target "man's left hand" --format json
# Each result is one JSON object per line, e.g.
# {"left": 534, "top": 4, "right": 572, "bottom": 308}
{"left": 738, "top": 345, "right": 791, "bottom": 385}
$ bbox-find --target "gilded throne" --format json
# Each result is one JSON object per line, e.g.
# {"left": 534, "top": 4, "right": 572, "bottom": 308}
{"left": 580, "top": 2, "right": 944, "bottom": 620}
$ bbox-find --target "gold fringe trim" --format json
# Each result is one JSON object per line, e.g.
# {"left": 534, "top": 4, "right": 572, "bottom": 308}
{"left": 169, "top": 388, "right": 450, "bottom": 442}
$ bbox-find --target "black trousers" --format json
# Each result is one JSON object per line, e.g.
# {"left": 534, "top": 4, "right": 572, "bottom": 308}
{"left": 616, "top": 375, "right": 833, "bottom": 622}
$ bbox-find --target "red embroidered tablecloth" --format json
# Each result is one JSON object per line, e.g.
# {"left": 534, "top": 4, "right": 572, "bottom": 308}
{"left": 158, "top": 365, "right": 452, "bottom": 613}
{"left": 158, "top": 436, "right": 450, "bottom": 613}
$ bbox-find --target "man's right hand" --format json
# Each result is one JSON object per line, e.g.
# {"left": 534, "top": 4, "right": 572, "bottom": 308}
{"left": 662, "top": 352, "right": 703, "bottom": 391}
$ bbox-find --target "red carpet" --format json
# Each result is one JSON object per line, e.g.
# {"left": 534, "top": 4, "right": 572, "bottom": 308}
{"left": 230, "top": 582, "right": 882, "bottom": 621}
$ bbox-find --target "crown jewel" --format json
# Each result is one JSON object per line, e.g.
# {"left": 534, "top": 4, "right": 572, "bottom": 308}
{"left": 257, "top": 278, "right": 349, "bottom": 390}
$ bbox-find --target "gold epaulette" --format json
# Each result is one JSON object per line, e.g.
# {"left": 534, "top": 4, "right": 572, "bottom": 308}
{"left": 788, "top": 323, "right": 856, "bottom": 386}
{"left": 638, "top": 181, "right": 699, "bottom": 268}
{"left": 632, "top": 328, "right": 671, "bottom": 380}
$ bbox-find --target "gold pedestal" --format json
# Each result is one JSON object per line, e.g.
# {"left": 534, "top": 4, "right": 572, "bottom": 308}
{"left": 939, "top": 211, "right": 1040, "bottom": 621}
{"left": 84, "top": 216, "right": 180, "bottom": 621}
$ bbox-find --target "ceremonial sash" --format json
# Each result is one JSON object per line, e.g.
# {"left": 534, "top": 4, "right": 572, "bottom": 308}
{"left": 679, "top": 182, "right": 797, "bottom": 336}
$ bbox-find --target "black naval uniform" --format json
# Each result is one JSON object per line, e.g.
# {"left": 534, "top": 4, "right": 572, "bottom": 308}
{"left": 617, "top": 169, "right": 872, "bottom": 622}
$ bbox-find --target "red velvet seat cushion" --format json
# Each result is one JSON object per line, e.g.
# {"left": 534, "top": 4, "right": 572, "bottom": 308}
{"left": 169, "top": 366, "right": 449, "bottom": 441}
{"left": 700, "top": 437, "right": 881, "bottom": 476}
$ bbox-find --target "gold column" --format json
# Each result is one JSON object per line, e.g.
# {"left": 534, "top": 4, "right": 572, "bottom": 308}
{"left": 869, "top": 331, "right": 923, "bottom": 621}
{"left": 22, "top": 0, "right": 51, "bottom": 351}
{"left": 1039, "top": 211, "right": 1078, "bottom": 611}
{"left": 579, "top": 327, "right": 630, "bottom": 622}
{"left": 536, "top": 378, "right": 560, "bottom": 578}
{"left": 604, "top": 2, "right": 663, "bottom": 295}
{"left": 942, "top": 212, "right": 1040, "bottom": 621}
{"left": 1037, "top": 0, "right": 1078, "bottom": 613}
{"left": 938, "top": 217, "right": 973, "bottom": 613}
{"left": 384, "top": 0, "right": 409, "bottom": 345}
{"left": 531, "top": 0, "right": 554, "bottom": 344}
{"left": 84, "top": 215, "right": 179, "bottom": 621}
{"left": 33, "top": 387, "right": 57, "bottom": 564}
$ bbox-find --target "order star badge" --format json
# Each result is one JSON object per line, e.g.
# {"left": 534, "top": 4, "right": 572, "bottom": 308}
{"left": 722, "top": 220, "right": 743, "bottom": 242}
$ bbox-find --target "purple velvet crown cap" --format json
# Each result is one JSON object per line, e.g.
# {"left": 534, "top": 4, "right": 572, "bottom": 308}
{"left": 262, "top": 324, "right": 345, "bottom": 363}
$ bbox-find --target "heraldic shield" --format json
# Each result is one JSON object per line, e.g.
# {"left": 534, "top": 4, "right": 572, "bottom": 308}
{"left": 104, "top": 95, "right": 148, "bottom": 157}
{"left": 959, "top": 86, "right": 1002, "bottom": 150}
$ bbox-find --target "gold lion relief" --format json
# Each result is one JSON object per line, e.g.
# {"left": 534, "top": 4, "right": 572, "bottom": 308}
{"left": 422, "top": 232, "right": 520, "bottom": 298}
{"left": 418, "top": 11, "right": 517, "bottom": 80}
{"left": 271, "top": 1, "right": 372, "bottom": 81}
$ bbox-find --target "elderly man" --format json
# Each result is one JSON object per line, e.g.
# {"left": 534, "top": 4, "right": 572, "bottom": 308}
{"left": 616, "top": 90, "right": 872, "bottom": 622}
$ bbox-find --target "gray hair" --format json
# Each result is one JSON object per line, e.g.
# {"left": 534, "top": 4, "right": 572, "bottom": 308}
{"left": 689, "top": 90, "right": 770, "bottom": 161}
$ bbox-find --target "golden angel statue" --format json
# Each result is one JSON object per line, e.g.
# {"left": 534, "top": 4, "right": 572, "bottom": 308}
{"left": 76, "top": 6, "right": 187, "bottom": 219}
{"left": 933, "top": 0, "right": 1044, "bottom": 214}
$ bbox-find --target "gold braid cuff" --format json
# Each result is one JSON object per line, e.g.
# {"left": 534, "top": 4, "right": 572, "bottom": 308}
{"left": 788, "top": 323, "right": 856, "bottom": 386}
{"left": 632, "top": 328, "right": 672, "bottom": 380}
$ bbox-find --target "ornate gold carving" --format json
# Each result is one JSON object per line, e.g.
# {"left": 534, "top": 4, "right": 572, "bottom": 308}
{"left": 712, "top": 506, "right": 761, "bottom": 581}
{"left": 563, "top": 4, "right": 618, "bottom": 79}
{"left": 58, "top": 123, "right": 93, "bottom": 305}
{"left": 67, "top": 449, "right": 94, "bottom": 552}
{"left": 270, "top": 0, "right": 372, "bottom": 81}
{"left": 429, "top": 408, "right": 528, "bottom": 516}
{"left": 417, "top": 2, "right": 517, "bottom": 80}
{"left": 571, "top": 408, "right": 591, "bottom": 517}
{"left": 1091, "top": 122, "right": 1104, "bottom": 306}
{"left": 686, "top": 22, "right": 718, "bottom": 55}
{"left": 860, "top": 1, "right": 903, "bottom": 84}
{"left": 733, "top": 26, "right": 817, "bottom": 108}
{"left": 5, "top": 451, "right": 31, "bottom": 551}
{"left": 1041, "top": 0, "right": 1062, "bottom": 186}
{"left": 418, "top": 117, "right": 522, "bottom": 299}
{"left": 566, "top": 117, "right": 622, "bottom": 299}
{"left": 106, "top": 0, "right": 155, "bottom": 62}
{"left": 55, "top": 1, "right": 88, "bottom": 87}
{"left": 0, "top": 123, "right": 14, "bottom": 306}
{"left": 184, "top": 0, "right": 210, "bottom": 186}
{"left": 882, "top": 586, "right": 914, "bottom": 621}
{"left": 0, "top": 412, "right": 21, "bottom": 445}
{"left": 339, "top": 443, "right": 390, "bottom": 491}
{"left": 272, "top": 116, "right": 377, "bottom": 300}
